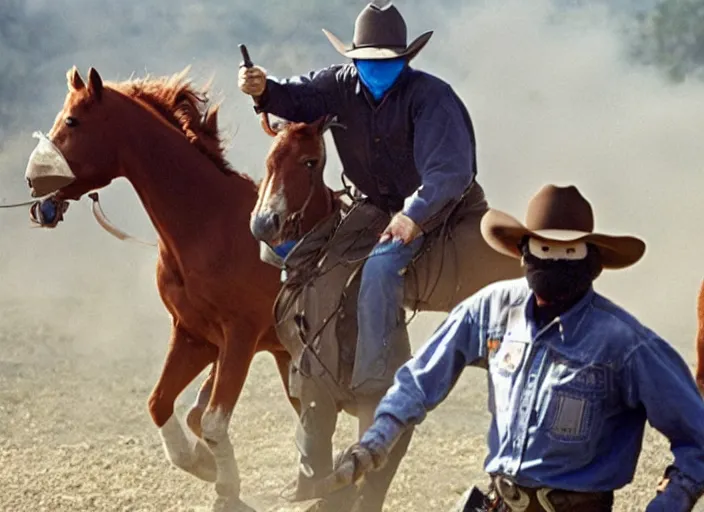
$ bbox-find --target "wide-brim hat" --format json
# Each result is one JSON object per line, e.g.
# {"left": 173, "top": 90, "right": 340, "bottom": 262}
{"left": 323, "top": 1, "right": 433, "bottom": 61}
{"left": 480, "top": 184, "right": 646, "bottom": 269}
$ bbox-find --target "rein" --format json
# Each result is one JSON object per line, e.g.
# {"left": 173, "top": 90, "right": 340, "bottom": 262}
{"left": 88, "top": 192, "right": 157, "bottom": 247}
{"left": 0, "top": 199, "right": 39, "bottom": 209}
{"left": 277, "top": 170, "right": 338, "bottom": 243}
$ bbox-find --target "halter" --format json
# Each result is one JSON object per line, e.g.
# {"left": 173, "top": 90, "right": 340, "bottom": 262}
{"left": 259, "top": 111, "right": 347, "bottom": 244}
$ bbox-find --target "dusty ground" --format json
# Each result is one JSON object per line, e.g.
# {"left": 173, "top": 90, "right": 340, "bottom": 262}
{"left": 0, "top": 299, "right": 702, "bottom": 512}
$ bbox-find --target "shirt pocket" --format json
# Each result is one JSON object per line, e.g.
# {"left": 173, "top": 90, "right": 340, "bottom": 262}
{"left": 538, "top": 358, "right": 609, "bottom": 443}
{"left": 488, "top": 340, "right": 527, "bottom": 414}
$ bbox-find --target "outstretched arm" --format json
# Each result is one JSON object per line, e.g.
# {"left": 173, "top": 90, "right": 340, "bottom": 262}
{"left": 242, "top": 65, "right": 344, "bottom": 123}
{"left": 325, "top": 299, "right": 487, "bottom": 490}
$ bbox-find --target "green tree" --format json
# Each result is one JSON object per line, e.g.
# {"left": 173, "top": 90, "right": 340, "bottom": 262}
{"left": 633, "top": 0, "right": 704, "bottom": 81}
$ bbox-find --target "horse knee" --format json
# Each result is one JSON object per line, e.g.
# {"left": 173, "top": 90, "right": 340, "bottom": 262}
{"left": 147, "top": 388, "right": 174, "bottom": 428}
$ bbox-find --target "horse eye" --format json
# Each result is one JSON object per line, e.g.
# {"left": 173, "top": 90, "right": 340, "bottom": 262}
{"left": 65, "top": 116, "right": 79, "bottom": 127}
{"left": 304, "top": 159, "right": 318, "bottom": 169}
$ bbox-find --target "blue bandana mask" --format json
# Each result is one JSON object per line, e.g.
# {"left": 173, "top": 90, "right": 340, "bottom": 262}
{"left": 354, "top": 58, "right": 407, "bottom": 101}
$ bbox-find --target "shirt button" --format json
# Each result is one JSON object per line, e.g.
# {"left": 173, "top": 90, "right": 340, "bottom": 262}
{"left": 374, "top": 137, "right": 381, "bottom": 143}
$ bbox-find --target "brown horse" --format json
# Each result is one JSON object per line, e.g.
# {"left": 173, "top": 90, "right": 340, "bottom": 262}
{"left": 24, "top": 67, "right": 298, "bottom": 512}
{"left": 696, "top": 279, "right": 704, "bottom": 395}
{"left": 250, "top": 116, "right": 523, "bottom": 511}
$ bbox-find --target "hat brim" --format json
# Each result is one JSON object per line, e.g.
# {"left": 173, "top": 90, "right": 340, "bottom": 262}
{"left": 479, "top": 208, "right": 646, "bottom": 269}
{"left": 322, "top": 29, "right": 433, "bottom": 61}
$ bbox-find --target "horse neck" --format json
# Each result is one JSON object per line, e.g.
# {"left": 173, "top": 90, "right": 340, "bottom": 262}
{"left": 117, "top": 103, "right": 256, "bottom": 257}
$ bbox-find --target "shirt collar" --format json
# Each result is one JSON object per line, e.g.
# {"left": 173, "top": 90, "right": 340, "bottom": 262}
{"left": 524, "top": 286, "right": 595, "bottom": 343}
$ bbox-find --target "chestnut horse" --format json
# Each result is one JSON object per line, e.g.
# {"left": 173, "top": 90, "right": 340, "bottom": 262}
{"left": 24, "top": 67, "right": 297, "bottom": 512}
{"left": 250, "top": 116, "right": 523, "bottom": 510}
{"left": 696, "top": 279, "right": 704, "bottom": 395}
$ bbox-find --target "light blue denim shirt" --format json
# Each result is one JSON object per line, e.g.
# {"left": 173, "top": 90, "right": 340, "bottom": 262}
{"left": 374, "top": 278, "right": 704, "bottom": 500}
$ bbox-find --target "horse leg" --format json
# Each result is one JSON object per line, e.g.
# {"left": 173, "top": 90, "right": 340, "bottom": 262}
{"left": 200, "top": 322, "right": 258, "bottom": 512}
{"left": 272, "top": 347, "right": 302, "bottom": 416}
{"left": 351, "top": 398, "right": 414, "bottom": 512}
{"left": 696, "top": 280, "right": 704, "bottom": 395}
{"left": 148, "top": 325, "right": 218, "bottom": 483}
{"left": 187, "top": 366, "right": 215, "bottom": 438}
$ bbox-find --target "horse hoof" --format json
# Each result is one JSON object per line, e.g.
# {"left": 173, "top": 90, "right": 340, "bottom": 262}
{"left": 186, "top": 441, "right": 217, "bottom": 483}
{"left": 212, "top": 496, "right": 257, "bottom": 512}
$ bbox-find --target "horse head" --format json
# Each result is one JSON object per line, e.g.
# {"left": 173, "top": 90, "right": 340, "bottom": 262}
{"left": 27, "top": 67, "right": 121, "bottom": 205}
{"left": 250, "top": 113, "right": 341, "bottom": 246}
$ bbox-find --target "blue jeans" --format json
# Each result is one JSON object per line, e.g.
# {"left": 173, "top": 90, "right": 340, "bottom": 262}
{"left": 351, "top": 236, "right": 425, "bottom": 393}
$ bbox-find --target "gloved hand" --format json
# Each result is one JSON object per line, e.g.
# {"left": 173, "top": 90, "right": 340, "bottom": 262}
{"left": 238, "top": 65, "right": 267, "bottom": 98}
{"left": 326, "top": 414, "right": 405, "bottom": 490}
{"left": 645, "top": 467, "right": 701, "bottom": 512}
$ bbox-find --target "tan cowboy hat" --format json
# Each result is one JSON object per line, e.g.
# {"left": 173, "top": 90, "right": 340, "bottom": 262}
{"left": 480, "top": 184, "right": 646, "bottom": 269}
{"left": 322, "top": 1, "right": 433, "bottom": 61}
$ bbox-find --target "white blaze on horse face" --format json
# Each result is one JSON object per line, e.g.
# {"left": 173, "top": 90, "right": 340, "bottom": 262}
{"left": 528, "top": 237, "right": 588, "bottom": 261}
{"left": 260, "top": 173, "right": 288, "bottom": 217}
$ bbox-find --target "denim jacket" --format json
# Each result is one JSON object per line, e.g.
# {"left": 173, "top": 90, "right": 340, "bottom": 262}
{"left": 373, "top": 278, "right": 704, "bottom": 506}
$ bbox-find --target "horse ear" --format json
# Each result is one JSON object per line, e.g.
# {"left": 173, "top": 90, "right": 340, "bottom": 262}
{"left": 66, "top": 66, "right": 85, "bottom": 91}
{"left": 87, "top": 67, "right": 103, "bottom": 101}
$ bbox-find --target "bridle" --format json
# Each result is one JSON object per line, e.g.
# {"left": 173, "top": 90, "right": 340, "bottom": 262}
{"left": 260, "top": 111, "right": 345, "bottom": 244}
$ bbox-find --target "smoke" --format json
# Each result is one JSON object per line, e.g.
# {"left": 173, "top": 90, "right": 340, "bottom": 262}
{"left": 0, "top": 0, "right": 701, "bottom": 373}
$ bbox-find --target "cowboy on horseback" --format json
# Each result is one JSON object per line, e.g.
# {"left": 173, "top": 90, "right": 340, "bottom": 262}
{"left": 239, "top": 0, "right": 480, "bottom": 396}
{"left": 324, "top": 184, "right": 704, "bottom": 512}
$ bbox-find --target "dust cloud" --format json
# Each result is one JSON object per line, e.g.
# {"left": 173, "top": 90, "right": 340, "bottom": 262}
{"left": 0, "top": 0, "right": 700, "bottom": 382}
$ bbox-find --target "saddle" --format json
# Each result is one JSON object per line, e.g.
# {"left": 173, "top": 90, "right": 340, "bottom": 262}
{"left": 262, "top": 198, "right": 392, "bottom": 403}
{"left": 260, "top": 182, "right": 518, "bottom": 403}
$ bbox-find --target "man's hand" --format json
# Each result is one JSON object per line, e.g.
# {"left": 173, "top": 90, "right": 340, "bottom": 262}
{"left": 645, "top": 468, "right": 701, "bottom": 512}
{"left": 380, "top": 212, "right": 422, "bottom": 244}
{"left": 333, "top": 442, "right": 383, "bottom": 487}
{"left": 316, "top": 415, "right": 404, "bottom": 496}
{"left": 238, "top": 65, "right": 267, "bottom": 98}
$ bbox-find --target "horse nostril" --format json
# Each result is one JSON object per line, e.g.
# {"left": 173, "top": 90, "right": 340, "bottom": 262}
{"left": 271, "top": 213, "right": 281, "bottom": 231}
{"left": 26, "top": 177, "right": 32, "bottom": 188}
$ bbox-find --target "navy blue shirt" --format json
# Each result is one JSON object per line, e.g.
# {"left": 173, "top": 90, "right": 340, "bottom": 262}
{"left": 255, "top": 63, "right": 477, "bottom": 228}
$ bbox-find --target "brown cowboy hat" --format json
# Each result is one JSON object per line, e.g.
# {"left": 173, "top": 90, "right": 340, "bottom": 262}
{"left": 322, "top": 1, "right": 433, "bottom": 61}
{"left": 480, "top": 184, "right": 646, "bottom": 269}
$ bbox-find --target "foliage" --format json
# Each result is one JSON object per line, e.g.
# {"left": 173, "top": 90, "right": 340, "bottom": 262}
{"left": 632, "top": 0, "right": 704, "bottom": 81}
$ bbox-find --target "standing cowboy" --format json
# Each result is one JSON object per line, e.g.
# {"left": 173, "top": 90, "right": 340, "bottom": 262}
{"left": 239, "top": 1, "right": 480, "bottom": 396}
{"left": 325, "top": 184, "right": 704, "bottom": 511}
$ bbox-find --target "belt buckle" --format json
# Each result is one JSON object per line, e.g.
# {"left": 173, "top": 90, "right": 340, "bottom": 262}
{"left": 495, "top": 477, "right": 530, "bottom": 512}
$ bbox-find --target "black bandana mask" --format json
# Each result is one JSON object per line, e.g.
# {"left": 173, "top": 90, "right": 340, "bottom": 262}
{"left": 521, "top": 240, "right": 603, "bottom": 305}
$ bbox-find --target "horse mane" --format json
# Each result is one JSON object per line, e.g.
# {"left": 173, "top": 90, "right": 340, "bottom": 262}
{"left": 112, "top": 68, "right": 252, "bottom": 183}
